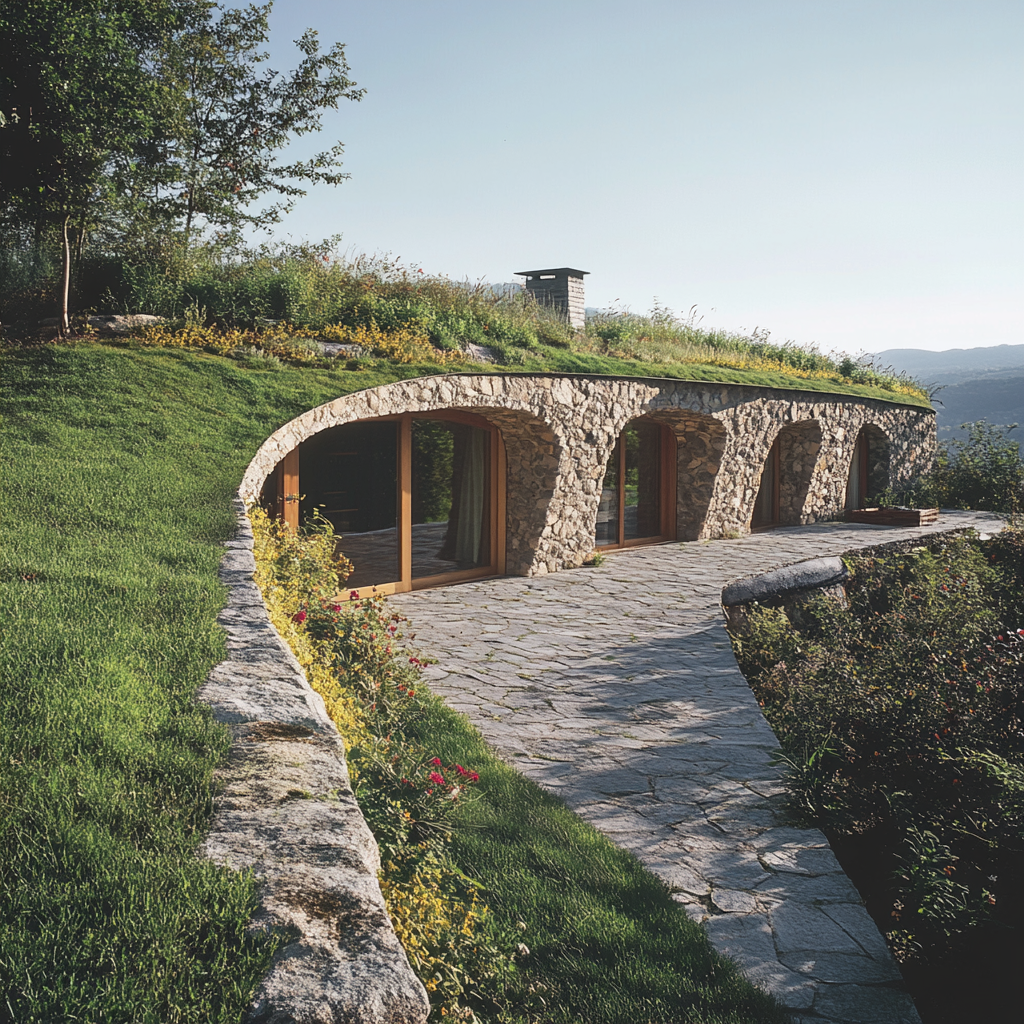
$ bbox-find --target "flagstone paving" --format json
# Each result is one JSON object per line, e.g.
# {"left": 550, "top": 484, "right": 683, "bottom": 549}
{"left": 392, "top": 510, "right": 1004, "bottom": 1023}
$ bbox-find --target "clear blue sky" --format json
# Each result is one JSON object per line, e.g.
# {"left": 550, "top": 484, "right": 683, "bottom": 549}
{"left": 264, "top": 0, "right": 1022, "bottom": 355}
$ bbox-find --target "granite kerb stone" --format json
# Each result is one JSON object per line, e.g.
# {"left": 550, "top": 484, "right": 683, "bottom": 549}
{"left": 196, "top": 497, "right": 429, "bottom": 1024}
{"left": 721, "top": 556, "right": 848, "bottom": 607}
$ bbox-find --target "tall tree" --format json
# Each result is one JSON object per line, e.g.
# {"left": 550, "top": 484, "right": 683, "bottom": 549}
{"left": 0, "top": 1, "right": 180, "bottom": 333}
{"left": 149, "top": 1, "right": 364, "bottom": 241}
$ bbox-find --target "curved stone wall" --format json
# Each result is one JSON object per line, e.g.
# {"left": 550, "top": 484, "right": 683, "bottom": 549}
{"left": 240, "top": 374, "right": 935, "bottom": 577}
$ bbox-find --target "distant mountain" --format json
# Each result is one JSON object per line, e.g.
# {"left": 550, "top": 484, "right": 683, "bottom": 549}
{"left": 874, "top": 344, "right": 1024, "bottom": 381}
{"left": 874, "top": 346, "right": 1024, "bottom": 438}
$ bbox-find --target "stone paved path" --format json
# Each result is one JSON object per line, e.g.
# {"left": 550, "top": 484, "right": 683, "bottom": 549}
{"left": 392, "top": 511, "right": 1004, "bottom": 1024}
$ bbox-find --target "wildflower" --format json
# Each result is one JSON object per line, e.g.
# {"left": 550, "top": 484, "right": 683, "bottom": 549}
{"left": 291, "top": 609, "right": 307, "bottom": 624}
{"left": 350, "top": 590, "right": 360, "bottom": 600}
{"left": 429, "top": 771, "right": 445, "bottom": 785}
{"left": 431, "top": 757, "right": 442, "bottom": 766}
{"left": 330, "top": 604, "right": 341, "bottom": 612}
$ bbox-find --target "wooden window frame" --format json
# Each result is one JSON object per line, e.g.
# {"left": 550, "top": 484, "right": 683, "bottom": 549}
{"left": 857, "top": 433, "right": 869, "bottom": 505}
{"left": 273, "top": 411, "right": 506, "bottom": 598}
{"left": 596, "top": 420, "right": 677, "bottom": 552}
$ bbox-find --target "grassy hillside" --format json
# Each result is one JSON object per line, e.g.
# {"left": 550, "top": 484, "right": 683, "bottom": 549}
{"left": 2, "top": 243, "right": 931, "bottom": 407}
{"left": 0, "top": 344, "right": 789, "bottom": 1022}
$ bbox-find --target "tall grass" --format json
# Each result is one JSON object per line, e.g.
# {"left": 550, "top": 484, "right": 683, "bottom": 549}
{"left": 581, "top": 303, "right": 924, "bottom": 398}
{"left": 1, "top": 231, "right": 928, "bottom": 398}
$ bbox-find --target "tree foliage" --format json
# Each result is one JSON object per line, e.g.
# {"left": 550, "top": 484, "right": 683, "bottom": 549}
{"left": 0, "top": 0, "right": 179, "bottom": 330}
{"left": 887, "top": 421, "right": 1024, "bottom": 514}
{"left": 148, "top": 1, "right": 364, "bottom": 239}
{"left": 0, "top": 0, "right": 363, "bottom": 329}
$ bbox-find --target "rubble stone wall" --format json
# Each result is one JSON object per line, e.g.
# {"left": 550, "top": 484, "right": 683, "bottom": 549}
{"left": 239, "top": 374, "right": 935, "bottom": 577}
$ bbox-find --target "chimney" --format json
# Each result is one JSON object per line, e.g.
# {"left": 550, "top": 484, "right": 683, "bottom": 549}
{"left": 515, "top": 267, "right": 589, "bottom": 330}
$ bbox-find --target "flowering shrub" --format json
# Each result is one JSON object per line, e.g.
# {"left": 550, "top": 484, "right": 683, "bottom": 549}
{"left": 732, "top": 533, "right": 1024, "bottom": 962}
{"left": 320, "top": 320, "right": 466, "bottom": 366}
{"left": 250, "top": 508, "right": 518, "bottom": 1020}
{"left": 135, "top": 314, "right": 463, "bottom": 368}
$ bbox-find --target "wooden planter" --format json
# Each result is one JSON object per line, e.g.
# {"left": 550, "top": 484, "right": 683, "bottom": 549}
{"left": 847, "top": 507, "right": 940, "bottom": 526}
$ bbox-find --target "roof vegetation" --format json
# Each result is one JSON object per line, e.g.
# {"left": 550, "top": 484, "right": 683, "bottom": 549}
{"left": 1, "top": 239, "right": 932, "bottom": 408}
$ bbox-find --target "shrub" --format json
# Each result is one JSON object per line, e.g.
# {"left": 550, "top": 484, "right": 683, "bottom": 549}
{"left": 732, "top": 533, "right": 1024, "bottom": 958}
{"left": 884, "top": 420, "right": 1024, "bottom": 514}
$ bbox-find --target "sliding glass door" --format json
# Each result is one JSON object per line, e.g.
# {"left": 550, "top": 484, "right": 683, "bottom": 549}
{"left": 287, "top": 412, "right": 503, "bottom": 595}
{"left": 411, "top": 418, "right": 492, "bottom": 582}
{"left": 596, "top": 418, "right": 675, "bottom": 549}
{"left": 299, "top": 420, "right": 400, "bottom": 589}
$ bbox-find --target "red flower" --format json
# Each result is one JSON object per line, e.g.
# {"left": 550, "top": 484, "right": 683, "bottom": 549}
{"left": 330, "top": 604, "right": 341, "bottom": 612}
{"left": 456, "top": 765, "right": 467, "bottom": 776}
{"left": 429, "top": 771, "right": 445, "bottom": 785}
{"left": 468, "top": 771, "right": 479, "bottom": 782}
{"left": 349, "top": 590, "right": 360, "bottom": 600}
{"left": 431, "top": 757, "right": 442, "bottom": 766}
{"left": 291, "top": 610, "right": 307, "bottom": 624}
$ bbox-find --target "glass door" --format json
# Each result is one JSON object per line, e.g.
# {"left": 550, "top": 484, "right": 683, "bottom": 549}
{"left": 411, "top": 418, "right": 492, "bottom": 584}
{"left": 299, "top": 420, "right": 399, "bottom": 589}
{"left": 280, "top": 412, "right": 504, "bottom": 595}
{"left": 596, "top": 419, "right": 675, "bottom": 549}
{"left": 845, "top": 433, "right": 868, "bottom": 512}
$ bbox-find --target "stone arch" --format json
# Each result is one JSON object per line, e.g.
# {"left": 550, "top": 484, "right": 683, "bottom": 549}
{"left": 239, "top": 376, "right": 564, "bottom": 579}
{"left": 646, "top": 410, "right": 727, "bottom": 540}
{"left": 749, "top": 418, "right": 823, "bottom": 528}
{"left": 777, "top": 419, "right": 823, "bottom": 524}
{"left": 840, "top": 420, "right": 894, "bottom": 512}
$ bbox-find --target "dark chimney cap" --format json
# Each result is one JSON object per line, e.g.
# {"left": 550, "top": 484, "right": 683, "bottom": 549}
{"left": 515, "top": 267, "right": 589, "bottom": 279}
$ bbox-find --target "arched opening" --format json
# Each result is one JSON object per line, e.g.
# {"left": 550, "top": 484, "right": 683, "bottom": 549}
{"left": 260, "top": 411, "right": 505, "bottom": 595}
{"left": 595, "top": 418, "right": 676, "bottom": 549}
{"left": 643, "top": 411, "right": 725, "bottom": 541}
{"left": 845, "top": 423, "right": 891, "bottom": 511}
{"left": 750, "top": 436, "right": 780, "bottom": 529}
{"left": 750, "top": 419, "right": 822, "bottom": 529}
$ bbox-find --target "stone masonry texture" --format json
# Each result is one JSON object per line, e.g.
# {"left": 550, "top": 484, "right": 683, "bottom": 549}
{"left": 392, "top": 511, "right": 1004, "bottom": 1024}
{"left": 238, "top": 373, "right": 936, "bottom": 578}
{"left": 197, "top": 500, "right": 430, "bottom": 1024}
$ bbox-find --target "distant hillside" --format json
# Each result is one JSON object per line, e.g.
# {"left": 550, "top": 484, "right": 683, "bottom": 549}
{"left": 875, "top": 345, "right": 1024, "bottom": 437}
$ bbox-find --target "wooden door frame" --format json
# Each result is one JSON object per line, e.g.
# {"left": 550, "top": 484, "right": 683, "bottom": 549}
{"left": 272, "top": 411, "right": 506, "bottom": 598}
{"left": 596, "top": 419, "right": 677, "bottom": 551}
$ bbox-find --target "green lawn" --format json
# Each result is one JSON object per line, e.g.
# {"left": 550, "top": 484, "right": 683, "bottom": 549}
{"left": 0, "top": 343, "right": 789, "bottom": 1022}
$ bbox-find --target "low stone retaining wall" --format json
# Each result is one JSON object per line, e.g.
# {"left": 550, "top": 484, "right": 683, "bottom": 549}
{"left": 197, "top": 499, "right": 429, "bottom": 1024}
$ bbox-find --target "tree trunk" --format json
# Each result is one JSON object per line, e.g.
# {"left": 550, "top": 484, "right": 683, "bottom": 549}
{"left": 60, "top": 215, "right": 71, "bottom": 337}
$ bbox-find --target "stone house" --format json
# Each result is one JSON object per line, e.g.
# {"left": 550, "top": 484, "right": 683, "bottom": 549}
{"left": 240, "top": 373, "right": 934, "bottom": 596}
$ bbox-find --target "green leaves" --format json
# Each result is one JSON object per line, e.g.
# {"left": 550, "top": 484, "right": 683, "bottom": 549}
{"left": 146, "top": 1, "right": 364, "bottom": 238}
